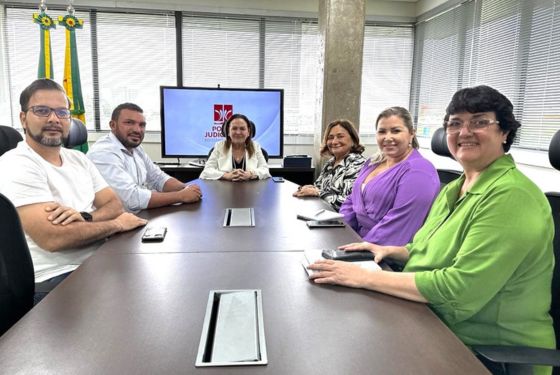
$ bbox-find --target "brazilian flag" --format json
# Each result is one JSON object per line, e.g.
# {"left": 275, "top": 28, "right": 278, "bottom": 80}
{"left": 33, "top": 11, "right": 56, "bottom": 79}
{"left": 59, "top": 13, "right": 88, "bottom": 153}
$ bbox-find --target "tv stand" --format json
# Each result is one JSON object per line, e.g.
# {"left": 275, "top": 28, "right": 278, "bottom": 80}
{"left": 188, "top": 159, "right": 206, "bottom": 167}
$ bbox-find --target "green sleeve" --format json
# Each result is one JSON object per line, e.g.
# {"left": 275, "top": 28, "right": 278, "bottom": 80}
{"left": 414, "top": 185, "right": 551, "bottom": 325}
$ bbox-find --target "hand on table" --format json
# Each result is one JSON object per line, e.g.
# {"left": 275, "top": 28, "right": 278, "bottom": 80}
{"left": 45, "top": 203, "right": 85, "bottom": 225}
{"left": 114, "top": 213, "right": 148, "bottom": 232}
{"left": 232, "top": 169, "right": 254, "bottom": 181}
{"left": 179, "top": 183, "right": 202, "bottom": 202}
{"left": 307, "top": 259, "right": 372, "bottom": 289}
{"left": 293, "top": 185, "right": 320, "bottom": 197}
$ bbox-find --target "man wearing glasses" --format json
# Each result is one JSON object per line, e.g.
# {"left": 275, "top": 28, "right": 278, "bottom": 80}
{"left": 0, "top": 78, "right": 147, "bottom": 303}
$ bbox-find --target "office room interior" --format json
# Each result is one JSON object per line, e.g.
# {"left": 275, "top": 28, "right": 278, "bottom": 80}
{"left": 3, "top": 1, "right": 560, "bottom": 373}
{"left": 0, "top": 0, "right": 559, "bottom": 191}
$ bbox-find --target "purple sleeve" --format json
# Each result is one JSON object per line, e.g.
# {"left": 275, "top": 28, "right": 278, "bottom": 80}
{"left": 362, "top": 167, "right": 439, "bottom": 246}
{"left": 340, "top": 188, "right": 357, "bottom": 229}
{"left": 340, "top": 161, "right": 371, "bottom": 230}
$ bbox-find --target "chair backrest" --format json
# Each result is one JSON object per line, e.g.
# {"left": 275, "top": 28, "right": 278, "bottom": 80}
{"left": 547, "top": 129, "right": 560, "bottom": 350}
{"left": 0, "top": 126, "right": 23, "bottom": 157}
{"left": 431, "top": 127, "right": 453, "bottom": 159}
{"left": 65, "top": 118, "right": 88, "bottom": 148}
{"left": 545, "top": 192, "right": 560, "bottom": 350}
{"left": 0, "top": 193, "right": 34, "bottom": 337}
{"left": 430, "top": 127, "right": 462, "bottom": 188}
{"left": 261, "top": 148, "right": 269, "bottom": 162}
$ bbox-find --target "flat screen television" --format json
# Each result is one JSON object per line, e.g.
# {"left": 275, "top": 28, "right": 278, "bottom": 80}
{"left": 160, "top": 86, "right": 284, "bottom": 159}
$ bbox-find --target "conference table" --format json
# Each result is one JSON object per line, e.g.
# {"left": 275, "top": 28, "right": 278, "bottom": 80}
{"left": 0, "top": 179, "right": 489, "bottom": 374}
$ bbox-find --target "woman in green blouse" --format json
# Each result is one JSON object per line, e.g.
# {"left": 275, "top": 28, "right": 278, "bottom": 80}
{"left": 309, "top": 86, "right": 555, "bottom": 374}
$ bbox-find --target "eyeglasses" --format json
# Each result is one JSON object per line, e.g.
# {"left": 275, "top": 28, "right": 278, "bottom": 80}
{"left": 444, "top": 118, "right": 499, "bottom": 134}
{"left": 26, "top": 105, "right": 71, "bottom": 119}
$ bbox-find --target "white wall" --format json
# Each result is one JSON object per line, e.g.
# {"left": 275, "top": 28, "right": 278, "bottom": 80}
{"left": 416, "top": 0, "right": 449, "bottom": 16}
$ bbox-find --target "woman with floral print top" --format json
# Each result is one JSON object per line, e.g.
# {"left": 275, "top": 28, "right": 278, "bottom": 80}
{"left": 293, "top": 119, "right": 366, "bottom": 211}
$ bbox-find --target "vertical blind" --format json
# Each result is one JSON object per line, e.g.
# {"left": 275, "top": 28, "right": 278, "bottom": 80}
{"left": 411, "top": 0, "right": 560, "bottom": 151}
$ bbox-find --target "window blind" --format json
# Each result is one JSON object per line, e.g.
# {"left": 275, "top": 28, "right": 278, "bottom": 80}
{"left": 182, "top": 15, "right": 260, "bottom": 88}
{"left": 264, "top": 19, "right": 320, "bottom": 134}
{"left": 410, "top": 2, "right": 475, "bottom": 139}
{"left": 360, "top": 24, "right": 414, "bottom": 134}
{"left": 2, "top": 6, "right": 415, "bottom": 136}
{"left": 412, "top": 0, "right": 560, "bottom": 151}
{"left": 4, "top": 6, "right": 94, "bottom": 129}
{"left": 0, "top": 5, "right": 12, "bottom": 126}
{"left": 96, "top": 11, "right": 176, "bottom": 131}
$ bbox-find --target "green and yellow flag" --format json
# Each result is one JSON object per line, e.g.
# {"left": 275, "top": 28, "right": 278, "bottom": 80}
{"left": 33, "top": 11, "right": 56, "bottom": 79}
{"left": 59, "top": 12, "right": 88, "bottom": 153}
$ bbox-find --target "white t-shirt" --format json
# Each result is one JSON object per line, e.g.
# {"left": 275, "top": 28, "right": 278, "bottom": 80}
{"left": 0, "top": 142, "right": 108, "bottom": 282}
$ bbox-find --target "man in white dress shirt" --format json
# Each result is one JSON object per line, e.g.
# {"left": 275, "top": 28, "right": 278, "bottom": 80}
{"left": 88, "top": 103, "right": 202, "bottom": 213}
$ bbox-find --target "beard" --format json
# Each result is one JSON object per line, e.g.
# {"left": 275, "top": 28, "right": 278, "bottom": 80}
{"left": 115, "top": 132, "right": 143, "bottom": 149}
{"left": 27, "top": 127, "right": 68, "bottom": 147}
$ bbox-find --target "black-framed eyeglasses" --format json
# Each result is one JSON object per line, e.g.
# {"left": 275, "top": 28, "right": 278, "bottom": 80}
{"left": 444, "top": 118, "right": 499, "bottom": 134}
{"left": 26, "top": 105, "right": 71, "bottom": 119}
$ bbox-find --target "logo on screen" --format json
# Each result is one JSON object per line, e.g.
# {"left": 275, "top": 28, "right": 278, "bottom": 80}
{"left": 205, "top": 104, "right": 233, "bottom": 141}
{"left": 214, "top": 104, "right": 233, "bottom": 123}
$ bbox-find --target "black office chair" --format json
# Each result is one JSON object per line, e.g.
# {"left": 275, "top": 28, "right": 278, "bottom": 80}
{"left": 0, "top": 125, "right": 23, "bottom": 157}
{"left": 65, "top": 118, "right": 88, "bottom": 149}
{"left": 430, "top": 127, "right": 462, "bottom": 188}
{"left": 0, "top": 193, "right": 35, "bottom": 337}
{"left": 472, "top": 130, "right": 560, "bottom": 375}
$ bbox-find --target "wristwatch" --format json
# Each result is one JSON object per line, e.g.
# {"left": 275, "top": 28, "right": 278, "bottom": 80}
{"left": 80, "top": 211, "right": 93, "bottom": 222}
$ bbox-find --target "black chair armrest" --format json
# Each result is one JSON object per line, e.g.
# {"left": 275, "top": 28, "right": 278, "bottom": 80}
{"left": 473, "top": 345, "right": 560, "bottom": 367}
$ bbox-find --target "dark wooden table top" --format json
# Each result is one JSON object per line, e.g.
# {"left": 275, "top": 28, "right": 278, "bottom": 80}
{"left": 0, "top": 252, "right": 488, "bottom": 374}
{"left": 99, "top": 179, "right": 363, "bottom": 254}
{"left": 0, "top": 179, "right": 488, "bottom": 374}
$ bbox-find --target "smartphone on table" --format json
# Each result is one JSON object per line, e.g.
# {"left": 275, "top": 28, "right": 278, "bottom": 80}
{"left": 271, "top": 176, "right": 285, "bottom": 183}
{"left": 141, "top": 226, "right": 167, "bottom": 242}
{"left": 306, "top": 220, "right": 345, "bottom": 228}
{"left": 321, "top": 249, "right": 374, "bottom": 261}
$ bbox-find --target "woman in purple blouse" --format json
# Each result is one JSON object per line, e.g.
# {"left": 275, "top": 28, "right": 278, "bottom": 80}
{"left": 339, "top": 107, "right": 440, "bottom": 246}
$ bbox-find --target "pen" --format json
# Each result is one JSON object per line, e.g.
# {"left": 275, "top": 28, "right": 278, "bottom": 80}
{"left": 315, "top": 209, "right": 325, "bottom": 216}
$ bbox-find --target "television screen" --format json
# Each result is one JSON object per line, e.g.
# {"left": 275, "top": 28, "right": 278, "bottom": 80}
{"left": 160, "top": 86, "right": 284, "bottom": 158}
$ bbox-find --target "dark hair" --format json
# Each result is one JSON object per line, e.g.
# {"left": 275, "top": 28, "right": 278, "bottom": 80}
{"left": 20, "top": 78, "right": 68, "bottom": 111}
{"left": 320, "top": 119, "right": 365, "bottom": 157}
{"left": 111, "top": 103, "right": 144, "bottom": 121}
{"left": 223, "top": 113, "right": 255, "bottom": 157}
{"left": 444, "top": 85, "right": 520, "bottom": 152}
{"left": 375, "top": 106, "right": 419, "bottom": 149}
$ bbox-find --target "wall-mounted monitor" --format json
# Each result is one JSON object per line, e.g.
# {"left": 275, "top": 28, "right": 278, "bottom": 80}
{"left": 160, "top": 86, "right": 284, "bottom": 159}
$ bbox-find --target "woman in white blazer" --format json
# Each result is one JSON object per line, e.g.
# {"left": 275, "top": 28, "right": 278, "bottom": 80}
{"left": 200, "top": 114, "right": 271, "bottom": 181}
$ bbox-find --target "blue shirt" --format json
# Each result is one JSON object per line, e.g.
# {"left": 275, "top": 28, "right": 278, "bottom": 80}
{"left": 88, "top": 133, "right": 171, "bottom": 212}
